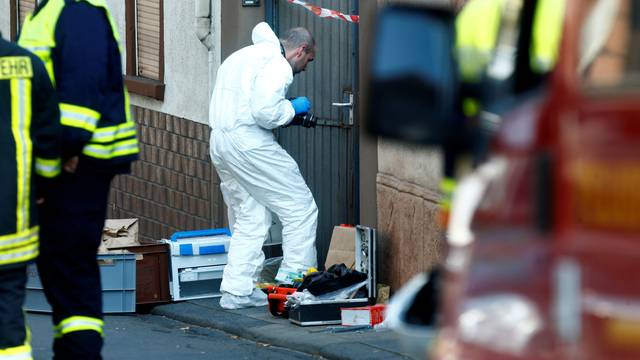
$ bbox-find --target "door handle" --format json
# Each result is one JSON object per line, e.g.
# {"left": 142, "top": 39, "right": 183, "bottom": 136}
{"left": 331, "top": 92, "right": 354, "bottom": 126}
{"left": 331, "top": 101, "right": 352, "bottom": 107}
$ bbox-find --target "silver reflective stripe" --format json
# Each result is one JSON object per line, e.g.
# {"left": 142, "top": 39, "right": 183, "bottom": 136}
{"left": 84, "top": 142, "right": 138, "bottom": 156}
{"left": 91, "top": 123, "right": 136, "bottom": 142}
{"left": 16, "top": 79, "right": 30, "bottom": 232}
{"left": 60, "top": 110, "right": 99, "bottom": 127}
{"left": 34, "top": 162, "right": 59, "bottom": 176}
{"left": 0, "top": 246, "right": 38, "bottom": 263}
{"left": 0, "top": 351, "right": 32, "bottom": 360}
{"left": 26, "top": 46, "right": 50, "bottom": 53}
{"left": 0, "top": 230, "right": 37, "bottom": 250}
{"left": 55, "top": 318, "right": 104, "bottom": 337}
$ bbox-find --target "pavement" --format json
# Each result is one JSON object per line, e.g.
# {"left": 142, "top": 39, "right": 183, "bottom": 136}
{"left": 151, "top": 298, "right": 434, "bottom": 360}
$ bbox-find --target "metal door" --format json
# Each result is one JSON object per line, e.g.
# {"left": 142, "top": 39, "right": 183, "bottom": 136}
{"left": 267, "top": 0, "right": 358, "bottom": 267}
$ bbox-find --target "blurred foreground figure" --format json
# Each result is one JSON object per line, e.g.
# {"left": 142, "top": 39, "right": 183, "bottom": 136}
{"left": 209, "top": 22, "right": 318, "bottom": 309}
{"left": 439, "top": 0, "right": 564, "bottom": 225}
{"left": 0, "top": 33, "right": 60, "bottom": 360}
{"left": 19, "top": 1, "right": 138, "bottom": 358}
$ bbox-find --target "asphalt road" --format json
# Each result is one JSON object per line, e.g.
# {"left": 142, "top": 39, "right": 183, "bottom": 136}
{"left": 27, "top": 312, "right": 319, "bottom": 360}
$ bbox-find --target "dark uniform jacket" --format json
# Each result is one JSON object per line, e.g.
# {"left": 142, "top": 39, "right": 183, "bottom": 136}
{"left": 0, "top": 37, "right": 61, "bottom": 269}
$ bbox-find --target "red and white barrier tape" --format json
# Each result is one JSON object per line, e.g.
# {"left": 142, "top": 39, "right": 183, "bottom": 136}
{"left": 287, "top": 0, "right": 359, "bottom": 23}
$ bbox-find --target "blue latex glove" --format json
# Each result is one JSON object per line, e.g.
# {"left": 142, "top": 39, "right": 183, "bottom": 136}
{"left": 290, "top": 97, "right": 311, "bottom": 115}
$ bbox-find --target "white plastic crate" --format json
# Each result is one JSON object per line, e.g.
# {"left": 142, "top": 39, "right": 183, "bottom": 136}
{"left": 168, "top": 228, "right": 230, "bottom": 301}
{"left": 25, "top": 253, "right": 136, "bottom": 313}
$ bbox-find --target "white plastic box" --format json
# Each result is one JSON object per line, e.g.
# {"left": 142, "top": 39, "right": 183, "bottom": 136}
{"left": 167, "top": 228, "right": 231, "bottom": 301}
{"left": 25, "top": 253, "right": 137, "bottom": 313}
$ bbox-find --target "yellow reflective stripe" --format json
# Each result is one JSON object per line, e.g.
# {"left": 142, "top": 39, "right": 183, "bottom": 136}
{"left": 10, "top": 78, "right": 33, "bottom": 233}
{"left": 124, "top": 87, "right": 132, "bottom": 122}
{"left": 54, "top": 316, "right": 104, "bottom": 338}
{"left": 530, "top": 0, "right": 565, "bottom": 73}
{"left": 456, "top": 0, "right": 505, "bottom": 82}
{"left": 0, "top": 227, "right": 38, "bottom": 251}
{"left": 90, "top": 123, "right": 136, "bottom": 143}
{"left": 82, "top": 138, "right": 139, "bottom": 159}
{"left": 0, "top": 241, "right": 38, "bottom": 266}
{"left": 462, "top": 97, "right": 481, "bottom": 117}
{"left": 440, "top": 177, "right": 457, "bottom": 194}
{"left": 34, "top": 157, "right": 61, "bottom": 178}
{"left": 59, "top": 103, "right": 100, "bottom": 132}
{"left": 0, "top": 342, "right": 32, "bottom": 360}
{"left": 439, "top": 178, "right": 457, "bottom": 211}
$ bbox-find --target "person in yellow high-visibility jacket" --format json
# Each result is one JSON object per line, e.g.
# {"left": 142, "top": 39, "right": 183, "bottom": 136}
{"left": 0, "top": 33, "right": 61, "bottom": 360}
{"left": 18, "top": 0, "right": 139, "bottom": 358}
{"left": 439, "top": 0, "right": 565, "bottom": 226}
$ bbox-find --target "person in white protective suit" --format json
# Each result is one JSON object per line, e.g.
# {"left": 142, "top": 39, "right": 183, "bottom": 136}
{"left": 208, "top": 22, "right": 318, "bottom": 309}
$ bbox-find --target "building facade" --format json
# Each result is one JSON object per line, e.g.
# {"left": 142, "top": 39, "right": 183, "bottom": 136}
{"left": 1, "top": 0, "right": 446, "bottom": 291}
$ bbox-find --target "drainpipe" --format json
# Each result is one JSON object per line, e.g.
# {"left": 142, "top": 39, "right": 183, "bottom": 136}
{"left": 195, "top": 0, "right": 215, "bottom": 94}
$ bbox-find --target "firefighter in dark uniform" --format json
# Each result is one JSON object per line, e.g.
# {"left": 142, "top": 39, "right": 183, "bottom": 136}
{"left": 0, "top": 33, "right": 61, "bottom": 360}
{"left": 18, "top": 0, "right": 139, "bottom": 358}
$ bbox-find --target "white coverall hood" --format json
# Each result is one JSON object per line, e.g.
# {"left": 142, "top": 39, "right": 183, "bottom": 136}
{"left": 251, "top": 22, "right": 280, "bottom": 47}
{"left": 209, "top": 22, "right": 318, "bottom": 306}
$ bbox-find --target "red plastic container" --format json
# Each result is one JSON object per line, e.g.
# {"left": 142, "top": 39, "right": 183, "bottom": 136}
{"left": 265, "top": 286, "right": 297, "bottom": 317}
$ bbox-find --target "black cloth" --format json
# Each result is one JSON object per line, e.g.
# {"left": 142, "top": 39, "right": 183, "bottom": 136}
{"left": 37, "top": 169, "right": 114, "bottom": 360}
{"left": 0, "top": 266, "right": 27, "bottom": 349}
{"left": 297, "top": 264, "right": 367, "bottom": 297}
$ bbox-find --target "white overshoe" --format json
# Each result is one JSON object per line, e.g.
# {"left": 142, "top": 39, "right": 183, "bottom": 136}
{"left": 219, "top": 288, "right": 268, "bottom": 310}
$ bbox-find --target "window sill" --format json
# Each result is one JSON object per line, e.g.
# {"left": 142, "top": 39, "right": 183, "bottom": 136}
{"left": 125, "top": 75, "right": 165, "bottom": 101}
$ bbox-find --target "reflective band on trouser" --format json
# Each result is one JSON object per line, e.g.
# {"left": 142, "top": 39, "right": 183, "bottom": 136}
{"left": 10, "top": 78, "right": 33, "bottom": 234}
{"left": 82, "top": 138, "right": 139, "bottom": 160}
{"left": 0, "top": 343, "right": 33, "bottom": 360}
{"left": 35, "top": 157, "right": 61, "bottom": 178}
{"left": 59, "top": 103, "right": 100, "bottom": 132}
{"left": 54, "top": 316, "right": 104, "bottom": 339}
{"left": 89, "top": 122, "right": 136, "bottom": 143}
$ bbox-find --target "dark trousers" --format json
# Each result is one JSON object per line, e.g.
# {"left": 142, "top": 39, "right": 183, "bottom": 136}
{"left": 0, "top": 265, "right": 27, "bottom": 350}
{"left": 38, "top": 170, "right": 114, "bottom": 360}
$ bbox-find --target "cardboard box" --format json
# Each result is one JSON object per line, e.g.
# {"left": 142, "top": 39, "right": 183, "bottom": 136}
{"left": 324, "top": 225, "right": 356, "bottom": 269}
{"left": 99, "top": 219, "right": 140, "bottom": 254}
{"left": 341, "top": 304, "right": 386, "bottom": 326}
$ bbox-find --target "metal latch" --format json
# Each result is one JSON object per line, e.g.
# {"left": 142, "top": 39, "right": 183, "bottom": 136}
{"left": 332, "top": 92, "right": 354, "bottom": 126}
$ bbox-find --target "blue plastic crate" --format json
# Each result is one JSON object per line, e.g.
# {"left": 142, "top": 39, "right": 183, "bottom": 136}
{"left": 25, "top": 253, "right": 136, "bottom": 313}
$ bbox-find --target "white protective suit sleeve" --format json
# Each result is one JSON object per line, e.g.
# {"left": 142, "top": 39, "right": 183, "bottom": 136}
{"left": 250, "top": 57, "right": 296, "bottom": 129}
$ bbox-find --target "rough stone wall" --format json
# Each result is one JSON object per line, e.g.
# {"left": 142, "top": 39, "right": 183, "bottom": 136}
{"left": 376, "top": 139, "right": 445, "bottom": 290}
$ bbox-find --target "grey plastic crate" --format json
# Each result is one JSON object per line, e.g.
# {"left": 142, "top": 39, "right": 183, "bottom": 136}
{"left": 25, "top": 253, "right": 136, "bottom": 313}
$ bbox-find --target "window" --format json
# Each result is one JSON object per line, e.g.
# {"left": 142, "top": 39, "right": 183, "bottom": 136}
{"left": 9, "top": 0, "right": 37, "bottom": 40}
{"left": 124, "top": 0, "right": 165, "bottom": 100}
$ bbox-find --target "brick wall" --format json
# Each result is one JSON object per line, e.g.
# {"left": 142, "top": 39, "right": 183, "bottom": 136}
{"left": 108, "top": 106, "right": 226, "bottom": 242}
